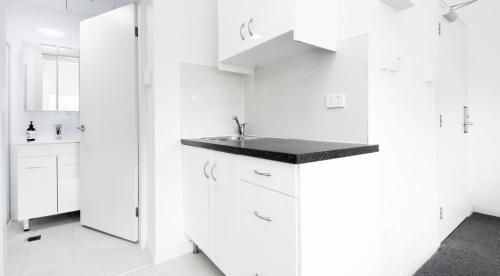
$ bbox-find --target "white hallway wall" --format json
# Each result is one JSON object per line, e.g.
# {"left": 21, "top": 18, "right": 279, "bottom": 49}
{"left": 462, "top": 1, "right": 500, "bottom": 217}
{"left": 368, "top": 1, "right": 441, "bottom": 275}
{"left": 149, "top": 0, "right": 442, "bottom": 275}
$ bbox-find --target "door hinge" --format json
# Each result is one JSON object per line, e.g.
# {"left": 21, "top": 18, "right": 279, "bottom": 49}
{"left": 439, "top": 114, "right": 443, "bottom": 128}
{"left": 136, "top": 207, "right": 139, "bottom": 217}
{"left": 135, "top": 26, "right": 139, "bottom": 37}
{"left": 440, "top": 207, "right": 444, "bottom": 220}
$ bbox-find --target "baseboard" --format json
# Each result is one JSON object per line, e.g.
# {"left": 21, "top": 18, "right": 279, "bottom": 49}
{"left": 152, "top": 240, "right": 193, "bottom": 265}
{"left": 396, "top": 241, "right": 439, "bottom": 276}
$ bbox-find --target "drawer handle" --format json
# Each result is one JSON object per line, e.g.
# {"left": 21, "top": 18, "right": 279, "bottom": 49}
{"left": 254, "top": 211, "right": 272, "bottom": 222}
{"left": 26, "top": 167, "right": 45, "bottom": 170}
{"left": 254, "top": 170, "right": 271, "bottom": 177}
{"left": 203, "top": 161, "right": 210, "bottom": 179}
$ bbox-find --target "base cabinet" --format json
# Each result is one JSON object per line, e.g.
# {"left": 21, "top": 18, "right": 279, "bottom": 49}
{"left": 17, "top": 156, "right": 58, "bottom": 220}
{"left": 12, "top": 143, "right": 80, "bottom": 228}
{"left": 183, "top": 145, "right": 380, "bottom": 276}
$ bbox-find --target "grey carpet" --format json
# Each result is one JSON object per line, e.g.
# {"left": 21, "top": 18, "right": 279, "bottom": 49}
{"left": 414, "top": 213, "right": 500, "bottom": 276}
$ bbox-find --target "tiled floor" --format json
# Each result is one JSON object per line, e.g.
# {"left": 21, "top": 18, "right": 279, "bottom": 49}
{"left": 6, "top": 213, "right": 152, "bottom": 276}
{"left": 130, "top": 253, "right": 224, "bottom": 276}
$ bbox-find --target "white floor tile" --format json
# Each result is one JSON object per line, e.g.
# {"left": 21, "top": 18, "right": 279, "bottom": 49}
{"left": 127, "top": 253, "right": 224, "bottom": 276}
{"left": 7, "top": 213, "right": 151, "bottom": 276}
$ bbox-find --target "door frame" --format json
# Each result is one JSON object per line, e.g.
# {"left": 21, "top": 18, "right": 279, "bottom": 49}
{"left": 0, "top": 0, "right": 153, "bottom": 252}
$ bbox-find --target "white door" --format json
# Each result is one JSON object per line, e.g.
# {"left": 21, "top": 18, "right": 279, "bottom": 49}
{"left": 182, "top": 147, "right": 212, "bottom": 256}
{"left": 79, "top": 4, "right": 139, "bottom": 242}
{"left": 437, "top": 19, "right": 471, "bottom": 241}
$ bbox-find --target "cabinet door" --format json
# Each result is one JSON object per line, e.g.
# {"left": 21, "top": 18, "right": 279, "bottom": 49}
{"left": 218, "top": 0, "right": 250, "bottom": 61}
{"left": 57, "top": 154, "right": 80, "bottom": 214}
{"left": 183, "top": 146, "right": 212, "bottom": 256}
{"left": 247, "top": 0, "right": 293, "bottom": 48}
{"left": 211, "top": 152, "right": 239, "bottom": 275}
{"left": 17, "top": 156, "right": 57, "bottom": 220}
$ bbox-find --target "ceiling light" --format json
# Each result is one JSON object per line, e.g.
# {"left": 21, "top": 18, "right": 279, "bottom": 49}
{"left": 37, "top": 27, "right": 65, "bottom": 38}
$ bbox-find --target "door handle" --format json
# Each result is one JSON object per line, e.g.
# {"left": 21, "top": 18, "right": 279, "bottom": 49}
{"left": 203, "top": 161, "right": 210, "bottom": 179}
{"left": 77, "top": 125, "right": 86, "bottom": 132}
{"left": 211, "top": 163, "right": 217, "bottom": 182}
{"left": 254, "top": 211, "right": 272, "bottom": 222}
{"left": 254, "top": 170, "right": 271, "bottom": 177}
{"left": 248, "top": 18, "right": 255, "bottom": 37}
{"left": 240, "top": 23, "right": 247, "bottom": 40}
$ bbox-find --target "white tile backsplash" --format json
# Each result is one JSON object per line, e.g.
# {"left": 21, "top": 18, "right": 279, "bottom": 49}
{"left": 180, "top": 63, "right": 244, "bottom": 138}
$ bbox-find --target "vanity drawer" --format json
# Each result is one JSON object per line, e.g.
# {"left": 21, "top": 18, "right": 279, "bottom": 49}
{"left": 238, "top": 181, "right": 298, "bottom": 263}
{"left": 238, "top": 156, "right": 297, "bottom": 197}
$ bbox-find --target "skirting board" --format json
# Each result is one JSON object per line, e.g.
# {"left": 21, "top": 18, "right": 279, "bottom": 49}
{"left": 152, "top": 241, "right": 193, "bottom": 265}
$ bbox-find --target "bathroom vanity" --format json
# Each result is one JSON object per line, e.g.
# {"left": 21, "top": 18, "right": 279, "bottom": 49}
{"left": 11, "top": 141, "right": 80, "bottom": 230}
{"left": 181, "top": 137, "right": 380, "bottom": 276}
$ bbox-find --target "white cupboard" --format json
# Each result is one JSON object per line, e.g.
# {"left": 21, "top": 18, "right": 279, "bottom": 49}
{"left": 12, "top": 142, "right": 80, "bottom": 230}
{"left": 218, "top": 0, "right": 339, "bottom": 74}
{"left": 183, "top": 145, "right": 381, "bottom": 276}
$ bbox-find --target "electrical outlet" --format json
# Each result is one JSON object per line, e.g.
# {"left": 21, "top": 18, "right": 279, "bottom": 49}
{"left": 326, "top": 94, "right": 346, "bottom": 108}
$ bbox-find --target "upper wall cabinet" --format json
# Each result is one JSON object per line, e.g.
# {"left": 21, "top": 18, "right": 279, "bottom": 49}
{"left": 218, "top": 0, "right": 339, "bottom": 74}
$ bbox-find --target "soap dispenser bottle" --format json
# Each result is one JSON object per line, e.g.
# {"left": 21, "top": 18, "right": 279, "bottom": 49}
{"left": 26, "top": 121, "right": 36, "bottom": 142}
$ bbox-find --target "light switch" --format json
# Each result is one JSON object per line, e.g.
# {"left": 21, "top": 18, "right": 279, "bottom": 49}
{"left": 326, "top": 94, "right": 346, "bottom": 108}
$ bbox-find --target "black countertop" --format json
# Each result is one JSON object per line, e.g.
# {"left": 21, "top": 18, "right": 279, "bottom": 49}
{"left": 181, "top": 137, "right": 379, "bottom": 164}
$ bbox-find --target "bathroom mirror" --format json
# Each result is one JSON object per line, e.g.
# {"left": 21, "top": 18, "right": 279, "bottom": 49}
{"left": 23, "top": 44, "right": 80, "bottom": 112}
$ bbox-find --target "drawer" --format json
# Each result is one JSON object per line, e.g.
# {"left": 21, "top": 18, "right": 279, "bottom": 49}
{"left": 238, "top": 155, "right": 297, "bottom": 197}
{"left": 238, "top": 233, "right": 298, "bottom": 276}
{"left": 238, "top": 181, "right": 298, "bottom": 263}
{"left": 17, "top": 143, "right": 80, "bottom": 158}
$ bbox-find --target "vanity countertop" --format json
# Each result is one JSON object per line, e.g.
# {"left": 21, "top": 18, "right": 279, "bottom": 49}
{"left": 181, "top": 137, "right": 379, "bottom": 164}
{"left": 17, "top": 140, "right": 80, "bottom": 145}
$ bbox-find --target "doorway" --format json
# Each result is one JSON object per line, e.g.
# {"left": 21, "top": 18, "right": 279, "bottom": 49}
{"left": 436, "top": 18, "right": 472, "bottom": 241}
{"left": 3, "top": 1, "right": 149, "bottom": 274}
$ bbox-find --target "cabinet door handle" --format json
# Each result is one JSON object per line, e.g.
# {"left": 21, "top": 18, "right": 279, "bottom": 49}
{"left": 248, "top": 18, "right": 254, "bottom": 37}
{"left": 26, "top": 167, "right": 45, "bottom": 170}
{"left": 254, "top": 211, "right": 272, "bottom": 222}
{"left": 211, "top": 163, "right": 217, "bottom": 182}
{"left": 254, "top": 170, "right": 271, "bottom": 177}
{"left": 240, "top": 23, "right": 247, "bottom": 40}
{"left": 203, "top": 161, "right": 210, "bottom": 179}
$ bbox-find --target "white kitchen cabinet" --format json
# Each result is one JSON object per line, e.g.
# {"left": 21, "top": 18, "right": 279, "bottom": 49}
{"left": 211, "top": 152, "right": 240, "bottom": 276}
{"left": 12, "top": 142, "right": 80, "bottom": 230}
{"left": 183, "top": 147, "right": 212, "bottom": 257}
{"left": 218, "top": 0, "right": 339, "bottom": 74}
{"left": 183, "top": 145, "right": 380, "bottom": 276}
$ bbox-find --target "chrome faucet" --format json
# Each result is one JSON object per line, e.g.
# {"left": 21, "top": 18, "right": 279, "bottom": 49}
{"left": 232, "top": 116, "right": 246, "bottom": 138}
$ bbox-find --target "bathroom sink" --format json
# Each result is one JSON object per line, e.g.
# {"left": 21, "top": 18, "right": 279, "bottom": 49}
{"left": 201, "top": 136, "right": 262, "bottom": 142}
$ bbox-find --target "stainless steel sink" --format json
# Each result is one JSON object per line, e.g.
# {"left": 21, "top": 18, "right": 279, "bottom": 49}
{"left": 201, "top": 136, "right": 262, "bottom": 142}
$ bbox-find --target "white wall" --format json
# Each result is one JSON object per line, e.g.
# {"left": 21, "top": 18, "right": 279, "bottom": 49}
{"left": 461, "top": 1, "right": 500, "bottom": 217}
{"left": 368, "top": 1, "right": 441, "bottom": 275}
{"left": 244, "top": 34, "right": 369, "bottom": 143}
{"left": 149, "top": 0, "right": 220, "bottom": 263}
{"left": 5, "top": 1, "right": 88, "bottom": 143}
